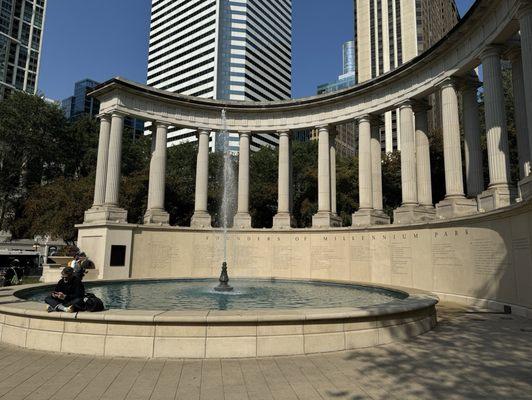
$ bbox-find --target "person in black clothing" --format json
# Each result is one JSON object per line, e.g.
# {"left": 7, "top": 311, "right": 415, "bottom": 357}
{"left": 45, "top": 267, "right": 85, "bottom": 312}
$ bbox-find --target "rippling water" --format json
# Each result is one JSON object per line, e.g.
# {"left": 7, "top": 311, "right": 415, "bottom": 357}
{"left": 22, "top": 279, "right": 407, "bottom": 311}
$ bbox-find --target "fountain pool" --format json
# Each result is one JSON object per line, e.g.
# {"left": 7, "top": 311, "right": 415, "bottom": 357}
{"left": 19, "top": 278, "right": 408, "bottom": 311}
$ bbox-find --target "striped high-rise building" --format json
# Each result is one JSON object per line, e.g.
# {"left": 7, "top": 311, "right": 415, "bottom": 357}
{"left": 147, "top": 0, "right": 292, "bottom": 151}
{"left": 354, "top": 0, "right": 460, "bottom": 152}
{"left": 0, "top": 0, "right": 47, "bottom": 100}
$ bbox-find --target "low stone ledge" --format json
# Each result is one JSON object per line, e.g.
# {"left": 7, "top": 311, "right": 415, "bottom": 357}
{"left": 0, "top": 281, "right": 439, "bottom": 358}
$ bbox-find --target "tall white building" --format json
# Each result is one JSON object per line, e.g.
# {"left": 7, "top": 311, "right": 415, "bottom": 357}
{"left": 147, "top": 0, "right": 292, "bottom": 151}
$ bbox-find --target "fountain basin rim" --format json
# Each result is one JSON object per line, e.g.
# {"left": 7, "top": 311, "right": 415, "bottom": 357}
{"left": 8, "top": 278, "right": 438, "bottom": 323}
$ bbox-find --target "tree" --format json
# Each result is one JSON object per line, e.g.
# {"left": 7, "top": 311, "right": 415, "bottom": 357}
{"left": 0, "top": 92, "right": 67, "bottom": 232}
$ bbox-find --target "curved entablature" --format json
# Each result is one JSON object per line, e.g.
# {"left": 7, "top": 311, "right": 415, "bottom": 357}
{"left": 90, "top": 0, "right": 523, "bottom": 133}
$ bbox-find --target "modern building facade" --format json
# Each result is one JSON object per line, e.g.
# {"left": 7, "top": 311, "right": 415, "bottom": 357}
{"left": 354, "top": 0, "right": 460, "bottom": 152}
{"left": 316, "top": 41, "right": 358, "bottom": 158}
{"left": 61, "top": 79, "right": 145, "bottom": 137}
{"left": 0, "top": 0, "right": 46, "bottom": 100}
{"left": 147, "top": 0, "right": 292, "bottom": 151}
{"left": 317, "top": 41, "right": 356, "bottom": 95}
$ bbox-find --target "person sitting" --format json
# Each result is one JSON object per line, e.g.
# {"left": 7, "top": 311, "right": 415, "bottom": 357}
{"left": 45, "top": 267, "right": 85, "bottom": 313}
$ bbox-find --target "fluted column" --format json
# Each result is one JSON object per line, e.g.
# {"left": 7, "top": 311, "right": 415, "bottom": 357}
{"left": 234, "top": 132, "right": 252, "bottom": 228}
{"left": 104, "top": 112, "right": 125, "bottom": 207}
{"left": 313, "top": 125, "right": 340, "bottom": 227}
{"left": 508, "top": 47, "right": 530, "bottom": 179}
{"left": 92, "top": 114, "right": 111, "bottom": 207}
{"left": 435, "top": 79, "right": 478, "bottom": 218}
{"left": 413, "top": 102, "right": 433, "bottom": 207}
{"left": 273, "top": 130, "right": 294, "bottom": 228}
{"left": 440, "top": 79, "right": 466, "bottom": 199}
{"left": 144, "top": 122, "right": 169, "bottom": 225}
{"left": 353, "top": 116, "right": 390, "bottom": 226}
{"left": 481, "top": 46, "right": 511, "bottom": 190}
{"left": 191, "top": 128, "right": 212, "bottom": 228}
{"left": 399, "top": 101, "right": 418, "bottom": 205}
{"left": 330, "top": 132, "right": 337, "bottom": 215}
{"left": 371, "top": 117, "right": 384, "bottom": 211}
{"left": 516, "top": 2, "right": 532, "bottom": 199}
{"left": 462, "top": 80, "right": 485, "bottom": 197}
{"left": 317, "top": 125, "right": 331, "bottom": 212}
{"left": 358, "top": 116, "right": 373, "bottom": 210}
{"left": 518, "top": 3, "right": 532, "bottom": 167}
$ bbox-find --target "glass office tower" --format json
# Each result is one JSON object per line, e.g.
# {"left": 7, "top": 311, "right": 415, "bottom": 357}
{"left": 0, "top": 0, "right": 46, "bottom": 100}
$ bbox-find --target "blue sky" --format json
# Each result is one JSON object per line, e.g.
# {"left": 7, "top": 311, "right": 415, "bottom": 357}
{"left": 38, "top": 0, "right": 475, "bottom": 101}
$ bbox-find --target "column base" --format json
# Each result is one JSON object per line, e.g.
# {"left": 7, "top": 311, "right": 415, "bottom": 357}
{"left": 272, "top": 213, "right": 295, "bottom": 229}
{"left": 312, "top": 212, "right": 342, "bottom": 228}
{"left": 393, "top": 205, "right": 436, "bottom": 225}
{"left": 352, "top": 209, "right": 390, "bottom": 227}
{"left": 233, "top": 212, "right": 252, "bottom": 229}
{"left": 143, "top": 209, "right": 170, "bottom": 225}
{"left": 519, "top": 176, "right": 532, "bottom": 201}
{"left": 436, "top": 197, "right": 478, "bottom": 219}
{"left": 477, "top": 186, "right": 516, "bottom": 212}
{"left": 83, "top": 205, "right": 128, "bottom": 224}
{"left": 190, "top": 212, "right": 212, "bottom": 229}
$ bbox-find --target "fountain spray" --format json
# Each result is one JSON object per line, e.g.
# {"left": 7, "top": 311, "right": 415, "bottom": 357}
{"left": 215, "top": 109, "right": 233, "bottom": 292}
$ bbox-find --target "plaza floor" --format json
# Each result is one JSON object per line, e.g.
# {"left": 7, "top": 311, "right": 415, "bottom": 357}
{"left": 0, "top": 303, "right": 529, "bottom": 400}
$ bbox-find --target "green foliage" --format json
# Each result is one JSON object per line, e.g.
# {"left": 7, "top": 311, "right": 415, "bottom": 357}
{"left": 250, "top": 146, "right": 277, "bottom": 228}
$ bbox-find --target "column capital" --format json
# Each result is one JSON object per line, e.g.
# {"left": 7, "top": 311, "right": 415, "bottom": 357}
{"left": 517, "top": 1, "right": 532, "bottom": 18}
{"left": 357, "top": 114, "right": 380, "bottom": 124}
{"left": 315, "top": 124, "right": 330, "bottom": 131}
{"left": 397, "top": 99, "right": 414, "bottom": 110}
{"left": 278, "top": 130, "right": 290, "bottom": 137}
{"left": 97, "top": 113, "right": 112, "bottom": 122}
{"left": 440, "top": 77, "right": 461, "bottom": 90}
{"left": 238, "top": 131, "right": 252, "bottom": 137}
{"left": 110, "top": 110, "right": 128, "bottom": 119}
{"left": 412, "top": 100, "right": 431, "bottom": 113}
{"left": 154, "top": 121, "right": 169, "bottom": 130}
{"left": 458, "top": 76, "right": 482, "bottom": 92}
{"left": 505, "top": 45, "right": 522, "bottom": 63}
{"left": 479, "top": 44, "right": 504, "bottom": 60}
{"left": 196, "top": 127, "right": 210, "bottom": 134}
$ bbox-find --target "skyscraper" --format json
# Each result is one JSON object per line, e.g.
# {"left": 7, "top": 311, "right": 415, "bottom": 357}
{"left": 354, "top": 0, "right": 460, "bottom": 152}
{"left": 147, "top": 0, "right": 292, "bottom": 151}
{"left": 61, "top": 79, "right": 145, "bottom": 137}
{"left": 0, "top": 0, "right": 46, "bottom": 100}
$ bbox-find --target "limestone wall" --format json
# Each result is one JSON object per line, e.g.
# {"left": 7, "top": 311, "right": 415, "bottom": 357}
{"left": 123, "top": 201, "right": 532, "bottom": 316}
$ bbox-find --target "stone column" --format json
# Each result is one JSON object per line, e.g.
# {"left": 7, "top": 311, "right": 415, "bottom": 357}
{"left": 330, "top": 131, "right": 338, "bottom": 216}
{"left": 353, "top": 116, "right": 390, "bottom": 226}
{"left": 413, "top": 102, "right": 433, "bottom": 208}
{"left": 436, "top": 79, "right": 477, "bottom": 218}
{"left": 478, "top": 46, "right": 515, "bottom": 210}
{"left": 144, "top": 122, "right": 169, "bottom": 225}
{"left": 508, "top": 47, "right": 530, "bottom": 180}
{"left": 517, "top": 3, "right": 532, "bottom": 198}
{"left": 393, "top": 101, "right": 436, "bottom": 224}
{"left": 370, "top": 120, "right": 384, "bottom": 211}
{"left": 99, "top": 112, "right": 128, "bottom": 223}
{"left": 357, "top": 116, "right": 373, "bottom": 211}
{"left": 92, "top": 114, "right": 111, "bottom": 207}
{"left": 461, "top": 80, "right": 485, "bottom": 198}
{"left": 313, "top": 125, "right": 339, "bottom": 227}
{"left": 398, "top": 101, "right": 417, "bottom": 206}
{"left": 191, "top": 129, "right": 212, "bottom": 228}
{"left": 273, "top": 130, "right": 294, "bottom": 228}
{"left": 234, "top": 132, "right": 252, "bottom": 229}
